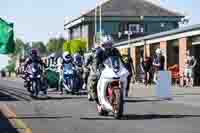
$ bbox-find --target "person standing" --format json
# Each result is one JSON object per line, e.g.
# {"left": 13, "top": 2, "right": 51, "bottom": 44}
{"left": 122, "top": 54, "right": 135, "bottom": 97}
{"left": 184, "top": 51, "right": 197, "bottom": 87}
{"left": 152, "top": 48, "right": 165, "bottom": 84}
{"left": 57, "top": 57, "right": 64, "bottom": 94}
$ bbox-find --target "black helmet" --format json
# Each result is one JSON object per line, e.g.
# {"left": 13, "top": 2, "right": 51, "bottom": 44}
{"left": 31, "top": 49, "right": 38, "bottom": 56}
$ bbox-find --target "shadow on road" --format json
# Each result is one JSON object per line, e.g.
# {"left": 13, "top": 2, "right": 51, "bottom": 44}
{"left": 0, "top": 112, "right": 19, "bottom": 133}
{"left": 0, "top": 92, "right": 19, "bottom": 101}
{"left": 121, "top": 114, "right": 200, "bottom": 120}
{"left": 33, "top": 96, "right": 87, "bottom": 101}
{"left": 124, "top": 99, "right": 165, "bottom": 103}
{"left": 80, "top": 114, "right": 200, "bottom": 121}
{"left": 8, "top": 115, "right": 72, "bottom": 120}
{"left": 0, "top": 87, "right": 31, "bottom": 101}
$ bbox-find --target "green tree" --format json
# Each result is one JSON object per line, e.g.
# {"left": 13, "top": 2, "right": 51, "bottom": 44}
{"left": 6, "top": 60, "right": 16, "bottom": 72}
{"left": 47, "top": 37, "right": 65, "bottom": 54}
{"left": 7, "top": 38, "right": 26, "bottom": 66}
{"left": 63, "top": 39, "right": 87, "bottom": 55}
{"left": 12, "top": 38, "right": 25, "bottom": 57}
{"left": 32, "top": 41, "right": 47, "bottom": 56}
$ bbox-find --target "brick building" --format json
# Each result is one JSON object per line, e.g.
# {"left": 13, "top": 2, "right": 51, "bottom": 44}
{"left": 115, "top": 24, "right": 200, "bottom": 85}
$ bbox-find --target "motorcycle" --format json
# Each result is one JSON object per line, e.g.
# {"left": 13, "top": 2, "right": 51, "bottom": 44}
{"left": 63, "top": 63, "right": 77, "bottom": 94}
{"left": 25, "top": 63, "right": 43, "bottom": 97}
{"left": 97, "top": 56, "right": 129, "bottom": 119}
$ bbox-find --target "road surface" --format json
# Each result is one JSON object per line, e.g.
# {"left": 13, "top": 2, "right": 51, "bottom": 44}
{"left": 0, "top": 79, "right": 200, "bottom": 133}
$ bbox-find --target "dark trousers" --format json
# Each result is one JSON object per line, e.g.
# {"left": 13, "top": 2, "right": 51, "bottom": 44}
{"left": 126, "top": 76, "right": 132, "bottom": 97}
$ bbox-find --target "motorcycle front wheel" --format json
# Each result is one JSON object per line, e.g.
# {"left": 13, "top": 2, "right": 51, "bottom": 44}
{"left": 32, "top": 80, "right": 40, "bottom": 97}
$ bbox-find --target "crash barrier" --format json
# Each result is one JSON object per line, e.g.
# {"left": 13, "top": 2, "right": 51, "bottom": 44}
{"left": 156, "top": 71, "right": 172, "bottom": 99}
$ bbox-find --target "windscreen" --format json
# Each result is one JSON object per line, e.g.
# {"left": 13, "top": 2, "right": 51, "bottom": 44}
{"left": 104, "top": 56, "right": 122, "bottom": 71}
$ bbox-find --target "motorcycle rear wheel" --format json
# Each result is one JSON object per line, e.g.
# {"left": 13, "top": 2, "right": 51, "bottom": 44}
{"left": 113, "top": 89, "right": 123, "bottom": 119}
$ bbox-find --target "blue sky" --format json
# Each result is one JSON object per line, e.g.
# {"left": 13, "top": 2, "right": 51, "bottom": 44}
{"left": 0, "top": 0, "right": 199, "bottom": 69}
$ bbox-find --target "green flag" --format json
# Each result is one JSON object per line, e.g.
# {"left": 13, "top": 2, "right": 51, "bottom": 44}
{"left": 0, "top": 18, "right": 15, "bottom": 54}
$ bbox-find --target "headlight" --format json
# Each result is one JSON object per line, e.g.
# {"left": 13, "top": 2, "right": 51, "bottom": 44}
{"left": 30, "top": 75, "right": 34, "bottom": 78}
{"left": 37, "top": 75, "right": 41, "bottom": 78}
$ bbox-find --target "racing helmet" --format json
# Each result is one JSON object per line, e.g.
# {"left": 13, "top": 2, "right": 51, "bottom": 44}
{"left": 31, "top": 49, "right": 38, "bottom": 56}
{"left": 74, "top": 53, "right": 83, "bottom": 66}
{"left": 63, "top": 51, "right": 72, "bottom": 63}
{"left": 50, "top": 53, "right": 56, "bottom": 59}
{"left": 30, "top": 49, "right": 39, "bottom": 58}
{"left": 100, "top": 35, "right": 114, "bottom": 49}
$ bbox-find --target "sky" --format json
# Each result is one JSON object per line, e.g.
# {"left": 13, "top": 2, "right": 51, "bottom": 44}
{"left": 0, "top": 0, "right": 199, "bottom": 69}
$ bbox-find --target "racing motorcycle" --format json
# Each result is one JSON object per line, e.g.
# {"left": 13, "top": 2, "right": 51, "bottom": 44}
{"left": 25, "top": 63, "right": 43, "bottom": 97}
{"left": 63, "top": 63, "right": 77, "bottom": 94}
{"left": 97, "top": 56, "right": 129, "bottom": 119}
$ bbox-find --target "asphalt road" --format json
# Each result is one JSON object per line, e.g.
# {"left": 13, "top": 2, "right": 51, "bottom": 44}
{"left": 1, "top": 79, "right": 200, "bottom": 133}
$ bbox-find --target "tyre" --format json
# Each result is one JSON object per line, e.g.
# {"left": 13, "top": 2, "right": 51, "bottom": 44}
{"left": 32, "top": 81, "right": 37, "bottom": 97}
{"left": 113, "top": 89, "right": 123, "bottom": 119}
{"left": 88, "top": 93, "right": 94, "bottom": 101}
{"left": 32, "top": 80, "right": 40, "bottom": 97}
{"left": 97, "top": 104, "right": 104, "bottom": 116}
{"left": 97, "top": 104, "right": 109, "bottom": 116}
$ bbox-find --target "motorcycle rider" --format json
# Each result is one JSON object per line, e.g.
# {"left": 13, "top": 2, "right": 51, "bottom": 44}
{"left": 86, "top": 35, "right": 123, "bottom": 105}
{"left": 60, "top": 51, "right": 74, "bottom": 93}
{"left": 48, "top": 53, "right": 56, "bottom": 67}
{"left": 23, "top": 49, "right": 47, "bottom": 95}
{"left": 83, "top": 48, "right": 96, "bottom": 91}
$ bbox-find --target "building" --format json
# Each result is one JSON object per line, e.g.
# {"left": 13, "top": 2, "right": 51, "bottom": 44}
{"left": 64, "top": 0, "right": 183, "bottom": 50}
{"left": 115, "top": 24, "right": 200, "bottom": 85}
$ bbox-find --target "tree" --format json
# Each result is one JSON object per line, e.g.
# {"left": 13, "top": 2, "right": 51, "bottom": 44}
{"left": 63, "top": 39, "right": 87, "bottom": 55}
{"left": 6, "top": 60, "right": 16, "bottom": 73}
{"left": 32, "top": 41, "right": 47, "bottom": 56}
{"left": 47, "top": 37, "right": 65, "bottom": 54}
{"left": 12, "top": 38, "right": 25, "bottom": 57}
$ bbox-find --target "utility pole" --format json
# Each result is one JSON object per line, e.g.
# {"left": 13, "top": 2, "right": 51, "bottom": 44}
{"left": 99, "top": 0, "right": 102, "bottom": 42}
{"left": 94, "top": 2, "right": 98, "bottom": 44}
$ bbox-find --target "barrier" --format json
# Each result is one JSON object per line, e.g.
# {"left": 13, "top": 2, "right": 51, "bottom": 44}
{"left": 156, "top": 71, "right": 172, "bottom": 99}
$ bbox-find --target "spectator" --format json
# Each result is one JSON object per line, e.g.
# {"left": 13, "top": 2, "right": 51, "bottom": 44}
{"left": 152, "top": 48, "right": 165, "bottom": 83}
{"left": 141, "top": 55, "right": 153, "bottom": 86}
{"left": 122, "top": 54, "right": 135, "bottom": 97}
{"left": 1, "top": 69, "right": 6, "bottom": 78}
{"left": 184, "top": 50, "right": 197, "bottom": 87}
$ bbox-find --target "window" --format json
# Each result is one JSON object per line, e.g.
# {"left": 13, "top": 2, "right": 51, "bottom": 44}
{"left": 128, "top": 24, "right": 143, "bottom": 33}
{"left": 160, "top": 23, "right": 166, "bottom": 28}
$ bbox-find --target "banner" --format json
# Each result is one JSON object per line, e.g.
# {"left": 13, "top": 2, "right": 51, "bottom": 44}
{"left": 0, "top": 18, "right": 15, "bottom": 54}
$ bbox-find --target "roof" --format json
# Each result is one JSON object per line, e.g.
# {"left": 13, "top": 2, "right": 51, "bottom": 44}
{"left": 114, "top": 24, "right": 200, "bottom": 47}
{"left": 86, "top": 0, "right": 182, "bottom": 17}
{"left": 65, "top": 0, "right": 183, "bottom": 26}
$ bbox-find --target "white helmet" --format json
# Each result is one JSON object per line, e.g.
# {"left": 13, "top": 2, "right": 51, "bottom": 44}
{"left": 155, "top": 48, "right": 162, "bottom": 55}
{"left": 63, "top": 51, "right": 72, "bottom": 62}
{"left": 50, "top": 53, "right": 56, "bottom": 59}
{"left": 100, "top": 35, "right": 114, "bottom": 48}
